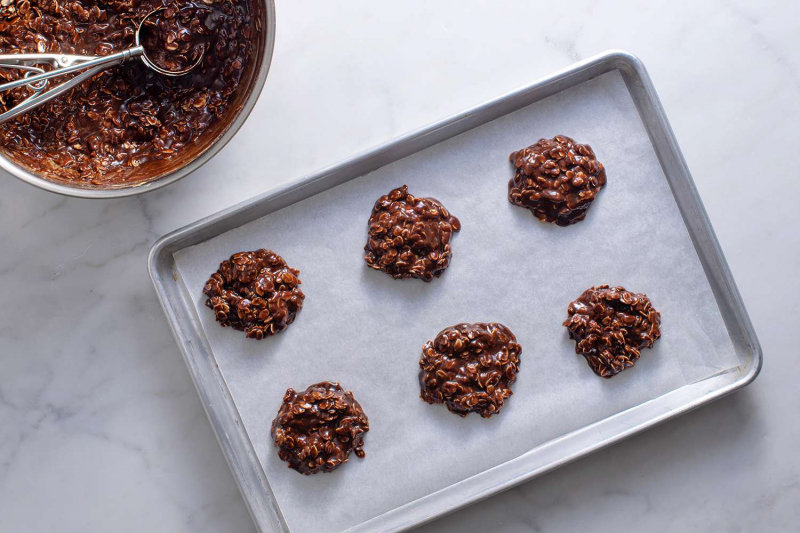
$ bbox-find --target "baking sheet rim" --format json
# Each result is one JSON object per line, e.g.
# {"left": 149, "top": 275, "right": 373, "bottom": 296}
{"left": 148, "top": 50, "right": 762, "bottom": 533}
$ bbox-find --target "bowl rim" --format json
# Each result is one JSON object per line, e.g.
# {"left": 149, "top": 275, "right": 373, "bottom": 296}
{"left": 0, "top": 0, "right": 277, "bottom": 199}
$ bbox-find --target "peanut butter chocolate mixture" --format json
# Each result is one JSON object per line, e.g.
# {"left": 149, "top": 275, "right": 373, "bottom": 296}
{"left": 0, "top": 0, "right": 259, "bottom": 187}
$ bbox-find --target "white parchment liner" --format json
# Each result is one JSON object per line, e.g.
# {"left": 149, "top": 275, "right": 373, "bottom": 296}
{"left": 174, "top": 71, "right": 740, "bottom": 533}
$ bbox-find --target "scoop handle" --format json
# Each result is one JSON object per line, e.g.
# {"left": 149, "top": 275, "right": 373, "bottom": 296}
{"left": 0, "top": 47, "right": 143, "bottom": 94}
{"left": 0, "top": 65, "right": 104, "bottom": 125}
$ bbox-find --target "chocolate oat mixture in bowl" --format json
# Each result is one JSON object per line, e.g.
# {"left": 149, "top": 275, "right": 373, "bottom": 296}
{"left": 0, "top": 0, "right": 275, "bottom": 197}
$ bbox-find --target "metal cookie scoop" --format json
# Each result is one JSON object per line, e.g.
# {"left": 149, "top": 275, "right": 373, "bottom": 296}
{"left": 0, "top": 7, "right": 206, "bottom": 125}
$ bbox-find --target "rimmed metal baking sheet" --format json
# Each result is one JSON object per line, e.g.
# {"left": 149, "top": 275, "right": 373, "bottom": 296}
{"left": 149, "top": 50, "right": 761, "bottom": 533}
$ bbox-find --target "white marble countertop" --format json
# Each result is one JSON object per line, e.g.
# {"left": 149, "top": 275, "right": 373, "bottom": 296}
{"left": 1, "top": 1, "right": 798, "bottom": 532}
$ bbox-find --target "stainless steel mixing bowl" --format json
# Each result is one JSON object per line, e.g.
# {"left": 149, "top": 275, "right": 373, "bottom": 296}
{"left": 0, "top": 0, "right": 276, "bottom": 198}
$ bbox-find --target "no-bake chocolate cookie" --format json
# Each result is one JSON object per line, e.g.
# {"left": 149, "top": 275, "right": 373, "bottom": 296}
{"left": 271, "top": 381, "right": 369, "bottom": 475}
{"left": 508, "top": 135, "right": 606, "bottom": 226}
{"left": 419, "top": 322, "right": 522, "bottom": 418}
{"left": 364, "top": 185, "right": 461, "bottom": 281}
{"left": 202, "top": 249, "right": 304, "bottom": 340}
{"left": 563, "top": 285, "right": 661, "bottom": 378}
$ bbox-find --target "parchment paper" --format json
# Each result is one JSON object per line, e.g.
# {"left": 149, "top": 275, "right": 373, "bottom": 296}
{"left": 173, "top": 71, "right": 740, "bottom": 533}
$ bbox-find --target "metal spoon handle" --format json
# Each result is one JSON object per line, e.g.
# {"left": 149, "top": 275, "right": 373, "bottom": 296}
{"left": 0, "top": 46, "right": 144, "bottom": 94}
{"left": 0, "top": 65, "right": 105, "bottom": 125}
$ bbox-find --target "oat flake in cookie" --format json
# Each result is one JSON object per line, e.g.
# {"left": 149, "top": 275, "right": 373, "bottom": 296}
{"left": 563, "top": 285, "right": 662, "bottom": 378}
{"left": 364, "top": 185, "right": 461, "bottom": 281}
{"left": 271, "top": 382, "right": 369, "bottom": 475}
{"left": 203, "top": 249, "right": 304, "bottom": 340}
{"left": 419, "top": 323, "right": 522, "bottom": 418}
{"left": 508, "top": 135, "right": 607, "bottom": 226}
